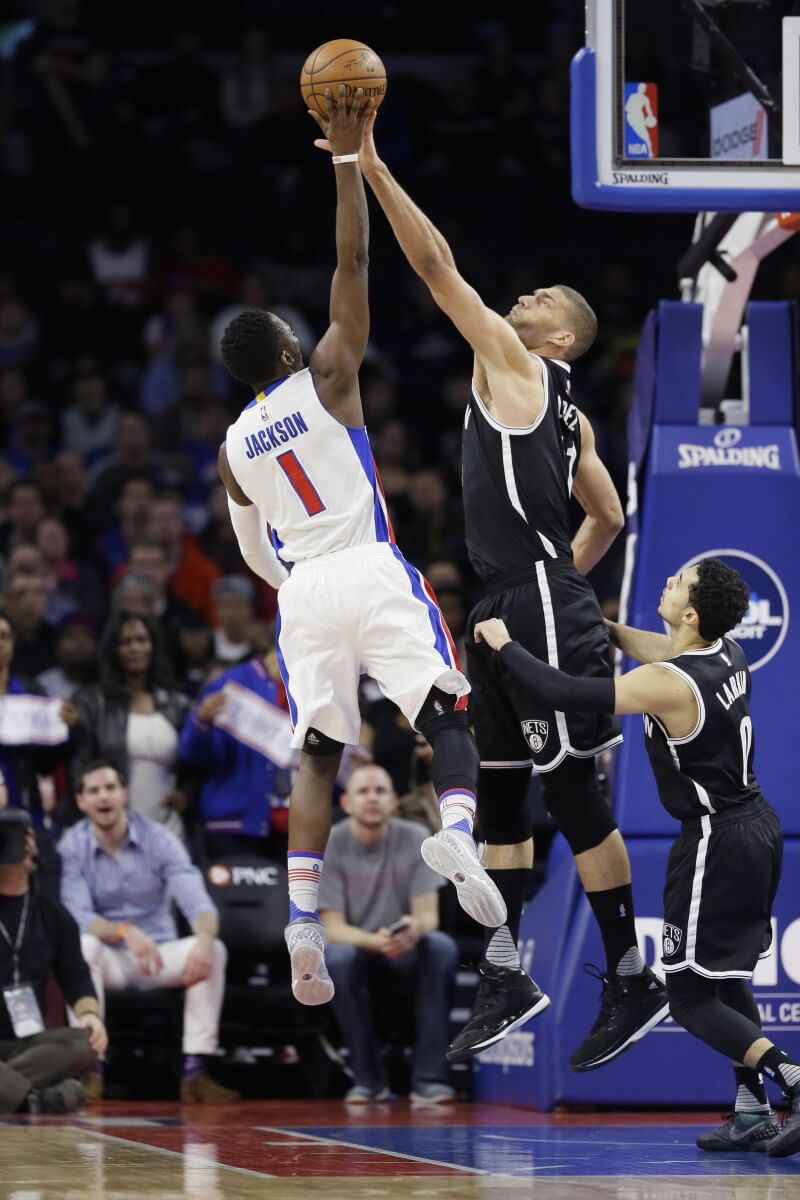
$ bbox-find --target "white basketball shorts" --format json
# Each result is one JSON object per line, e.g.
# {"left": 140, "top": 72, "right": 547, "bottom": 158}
{"left": 275, "top": 541, "right": 469, "bottom": 748}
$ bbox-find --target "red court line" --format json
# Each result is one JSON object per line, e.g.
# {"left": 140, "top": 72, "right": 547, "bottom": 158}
{"left": 97, "top": 1121, "right": 476, "bottom": 1178}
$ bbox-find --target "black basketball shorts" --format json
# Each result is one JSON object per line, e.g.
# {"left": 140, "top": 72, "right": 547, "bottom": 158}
{"left": 466, "top": 559, "right": 622, "bottom": 773}
{"left": 661, "top": 799, "right": 783, "bottom": 979}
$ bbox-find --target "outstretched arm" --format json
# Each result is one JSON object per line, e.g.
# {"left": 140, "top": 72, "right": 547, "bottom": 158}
{"left": 571, "top": 412, "right": 625, "bottom": 574}
{"left": 474, "top": 619, "right": 694, "bottom": 725}
{"left": 308, "top": 88, "right": 373, "bottom": 422}
{"left": 348, "top": 116, "right": 530, "bottom": 375}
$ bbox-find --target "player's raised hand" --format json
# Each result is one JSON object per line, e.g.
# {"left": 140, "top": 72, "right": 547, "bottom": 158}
{"left": 474, "top": 618, "right": 513, "bottom": 651}
{"left": 308, "top": 85, "right": 374, "bottom": 158}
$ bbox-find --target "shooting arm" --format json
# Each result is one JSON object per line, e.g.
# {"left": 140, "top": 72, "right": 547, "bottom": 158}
{"left": 309, "top": 162, "right": 370, "bottom": 384}
{"left": 571, "top": 412, "right": 624, "bottom": 574}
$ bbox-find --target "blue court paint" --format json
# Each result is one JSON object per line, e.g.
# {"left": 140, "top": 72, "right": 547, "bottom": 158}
{"left": 295, "top": 1124, "right": 800, "bottom": 1177}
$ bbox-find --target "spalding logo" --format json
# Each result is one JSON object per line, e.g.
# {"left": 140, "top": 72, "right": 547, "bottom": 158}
{"left": 674, "top": 550, "right": 788, "bottom": 672}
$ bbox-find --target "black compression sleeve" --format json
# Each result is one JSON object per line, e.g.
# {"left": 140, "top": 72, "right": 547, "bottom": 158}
{"left": 497, "top": 641, "right": 616, "bottom": 714}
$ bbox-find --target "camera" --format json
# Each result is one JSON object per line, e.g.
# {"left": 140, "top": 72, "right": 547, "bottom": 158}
{"left": 0, "top": 811, "right": 32, "bottom": 865}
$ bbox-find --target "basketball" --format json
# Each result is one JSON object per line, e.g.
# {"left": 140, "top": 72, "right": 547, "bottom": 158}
{"left": 300, "top": 39, "right": 387, "bottom": 119}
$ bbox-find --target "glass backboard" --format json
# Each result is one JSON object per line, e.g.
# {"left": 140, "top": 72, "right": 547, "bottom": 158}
{"left": 572, "top": 0, "right": 800, "bottom": 210}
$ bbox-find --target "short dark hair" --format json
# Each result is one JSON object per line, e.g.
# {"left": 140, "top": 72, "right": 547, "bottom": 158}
{"left": 76, "top": 759, "right": 126, "bottom": 792}
{"left": 556, "top": 285, "right": 598, "bottom": 361}
{"left": 688, "top": 558, "right": 750, "bottom": 641}
{"left": 221, "top": 309, "right": 285, "bottom": 387}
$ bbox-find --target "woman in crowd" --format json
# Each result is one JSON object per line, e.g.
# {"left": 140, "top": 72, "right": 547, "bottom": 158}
{"left": 71, "top": 611, "right": 190, "bottom": 836}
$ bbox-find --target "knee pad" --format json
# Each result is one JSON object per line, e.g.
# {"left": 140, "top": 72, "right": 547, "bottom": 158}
{"left": 540, "top": 757, "right": 617, "bottom": 855}
{"left": 301, "top": 727, "right": 344, "bottom": 759}
{"left": 476, "top": 764, "right": 533, "bottom": 846}
{"left": 415, "top": 687, "right": 479, "bottom": 798}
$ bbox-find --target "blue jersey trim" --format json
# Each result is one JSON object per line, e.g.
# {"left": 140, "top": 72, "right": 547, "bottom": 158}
{"left": 346, "top": 426, "right": 390, "bottom": 543}
{"left": 390, "top": 545, "right": 450, "bottom": 665}
{"left": 274, "top": 610, "right": 298, "bottom": 727}
{"left": 244, "top": 375, "right": 292, "bottom": 410}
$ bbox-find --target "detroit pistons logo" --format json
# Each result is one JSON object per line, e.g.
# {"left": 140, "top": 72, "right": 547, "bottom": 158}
{"left": 521, "top": 720, "right": 549, "bottom": 753}
{"left": 663, "top": 923, "right": 683, "bottom": 957}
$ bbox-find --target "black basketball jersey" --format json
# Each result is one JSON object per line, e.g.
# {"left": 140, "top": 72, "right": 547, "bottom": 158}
{"left": 462, "top": 357, "right": 581, "bottom": 582}
{"left": 643, "top": 636, "right": 763, "bottom": 822}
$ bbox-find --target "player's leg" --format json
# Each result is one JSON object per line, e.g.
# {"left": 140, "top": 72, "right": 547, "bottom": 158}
{"left": 360, "top": 550, "right": 505, "bottom": 928}
{"left": 540, "top": 757, "right": 668, "bottom": 1071}
{"left": 283, "top": 742, "right": 342, "bottom": 1006}
{"left": 411, "top": 685, "right": 506, "bottom": 928}
{"left": 273, "top": 576, "right": 359, "bottom": 1006}
{"left": 667, "top": 970, "right": 798, "bottom": 1153}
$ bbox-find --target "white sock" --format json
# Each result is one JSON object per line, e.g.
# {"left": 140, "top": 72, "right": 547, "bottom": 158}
{"left": 439, "top": 788, "right": 476, "bottom": 835}
{"left": 287, "top": 851, "right": 324, "bottom": 920}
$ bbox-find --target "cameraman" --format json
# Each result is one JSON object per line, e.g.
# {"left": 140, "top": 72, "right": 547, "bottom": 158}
{"left": 0, "top": 811, "right": 106, "bottom": 1113}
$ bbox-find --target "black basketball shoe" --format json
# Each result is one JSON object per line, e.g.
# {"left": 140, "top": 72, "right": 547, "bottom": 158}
{"left": 696, "top": 1111, "right": 780, "bottom": 1152}
{"left": 569, "top": 964, "right": 669, "bottom": 1072}
{"left": 446, "top": 961, "right": 550, "bottom": 1064}
{"left": 767, "top": 1093, "right": 800, "bottom": 1158}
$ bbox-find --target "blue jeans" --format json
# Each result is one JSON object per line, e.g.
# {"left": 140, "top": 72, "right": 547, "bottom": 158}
{"left": 326, "top": 931, "right": 458, "bottom": 1090}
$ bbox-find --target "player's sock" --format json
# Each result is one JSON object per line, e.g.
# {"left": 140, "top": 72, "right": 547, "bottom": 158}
{"left": 585, "top": 883, "right": 644, "bottom": 978}
{"left": 482, "top": 868, "right": 529, "bottom": 968}
{"left": 287, "top": 850, "right": 324, "bottom": 921}
{"left": 734, "top": 1065, "right": 771, "bottom": 1113}
{"left": 485, "top": 925, "right": 521, "bottom": 970}
{"left": 438, "top": 788, "right": 476, "bottom": 835}
{"left": 183, "top": 1054, "right": 204, "bottom": 1079}
{"left": 757, "top": 1047, "right": 800, "bottom": 1097}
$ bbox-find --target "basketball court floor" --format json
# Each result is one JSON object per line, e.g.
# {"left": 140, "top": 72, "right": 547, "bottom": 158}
{"left": 3, "top": 1100, "right": 798, "bottom": 1198}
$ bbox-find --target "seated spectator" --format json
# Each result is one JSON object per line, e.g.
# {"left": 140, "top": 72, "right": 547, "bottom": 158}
{"left": 123, "top": 541, "right": 205, "bottom": 651}
{"left": 36, "top": 516, "right": 105, "bottom": 625}
{"left": 71, "top": 612, "right": 190, "bottom": 837}
{"left": 0, "top": 812, "right": 106, "bottom": 1114}
{"left": 319, "top": 765, "right": 458, "bottom": 1105}
{"left": 395, "top": 470, "right": 465, "bottom": 571}
{"left": 60, "top": 356, "right": 119, "bottom": 462}
{"left": 3, "top": 573, "right": 57, "bottom": 676}
{"left": 108, "top": 572, "right": 158, "bottom": 621}
{"left": 97, "top": 473, "right": 155, "bottom": 573}
{"left": 145, "top": 491, "right": 220, "bottom": 625}
{"left": 0, "top": 299, "right": 38, "bottom": 371}
{"left": 211, "top": 575, "right": 255, "bottom": 665}
{"left": 5, "top": 401, "right": 53, "bottom": 475}
{"left": 86, "top": 412, "right": 157, "bottom": 516}
{"left": 37, "top": 615, "right": 98, "bottom": 700}
{"left": 59, "top": 761, "right": 237, "bottom": 1103}
{"left": 0, "top": 479, "right": 46, "bottom": 562}
{"left": 173, "top": 610, "right": 214, "bottom": 699}
{"left": 178, "top": 625, "right": 290, "bottom": 852}
{"left": 49, "top": 450, "right": 90, "bottom": 548}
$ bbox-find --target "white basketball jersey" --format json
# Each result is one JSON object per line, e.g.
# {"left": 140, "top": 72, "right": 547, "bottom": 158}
{"left": 225, "top": 369, "right": 393, "bottom": 564}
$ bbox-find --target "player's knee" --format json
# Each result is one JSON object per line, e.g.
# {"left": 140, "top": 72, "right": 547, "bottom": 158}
{"left": 665, "top": 970, "right": 712, "bottom": 1035}
{"left": 476, "top": 765, "right": 532, "bottom": 846}
{"left": 299, "top": 728, "right": 344, "bottom": 776}
{"left": 541, "top": 757, "right": 617, "bottom": 855}
{"left": 415, "top": 688, "right": 479, "bottom": 797}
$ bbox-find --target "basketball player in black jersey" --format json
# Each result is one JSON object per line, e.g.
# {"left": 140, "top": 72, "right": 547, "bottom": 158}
{"left": 312, "top": 111, "right": 666, "bottom": 1069}
{"left": 475, "top": 557, "right": 800, "bottom": 1157}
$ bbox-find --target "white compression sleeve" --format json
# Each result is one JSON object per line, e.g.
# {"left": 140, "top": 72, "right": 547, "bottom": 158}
{"left": 226, "top": 494, "right": 289, "bottom": 588}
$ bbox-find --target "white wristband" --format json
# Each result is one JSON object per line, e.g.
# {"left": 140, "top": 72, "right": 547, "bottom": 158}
{"left": 332, "top": 153, "right": 359, "bottom": 164}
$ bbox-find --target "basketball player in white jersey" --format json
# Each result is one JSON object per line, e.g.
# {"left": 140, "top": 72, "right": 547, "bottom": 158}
{"left": 218, "top": 88, "right": 505, "bottom": 1007}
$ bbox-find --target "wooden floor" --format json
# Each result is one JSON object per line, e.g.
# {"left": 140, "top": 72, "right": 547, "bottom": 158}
{"left": 2, "top": 1100, "right": 799, "bottom": 1198}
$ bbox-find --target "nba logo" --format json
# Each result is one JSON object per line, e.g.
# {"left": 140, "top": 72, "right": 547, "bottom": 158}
{"left": 624, "top": 83, "right": 659, "bottom": 158}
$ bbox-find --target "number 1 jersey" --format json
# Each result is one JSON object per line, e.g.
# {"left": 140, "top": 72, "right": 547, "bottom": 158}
{"left": 225, "top": 369, "right": 394, "bottom": 566}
